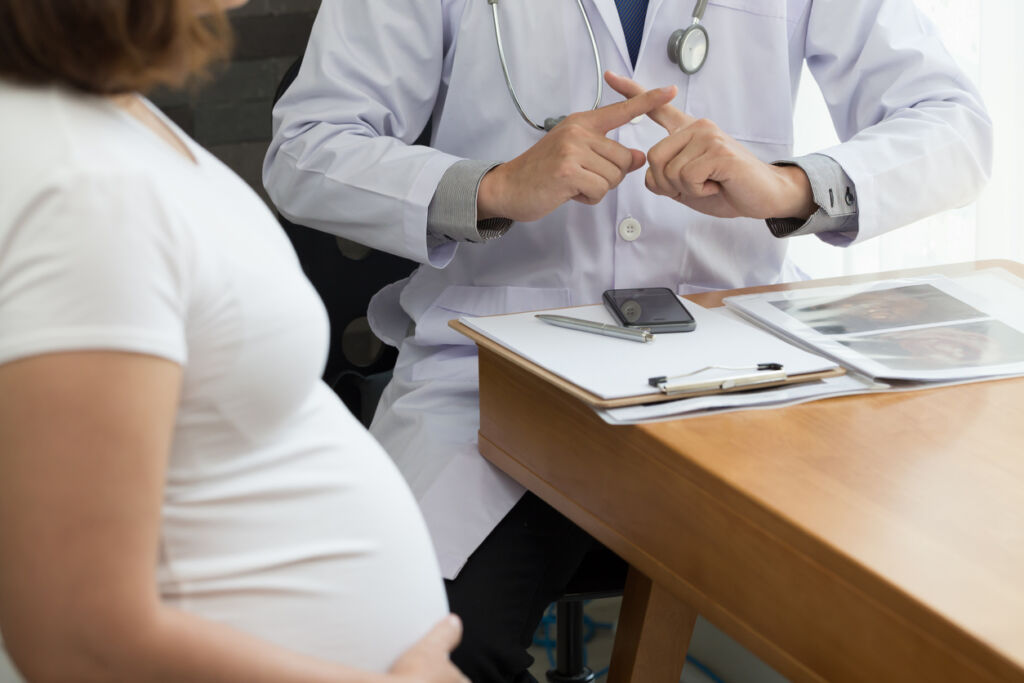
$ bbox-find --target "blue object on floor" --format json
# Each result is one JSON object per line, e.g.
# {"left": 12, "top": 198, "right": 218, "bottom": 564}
{"left": 684, "top": 654, "right": 727, "bottom": 683}
{"left": 534, "top": 602, "right": 614, "bottom": 670}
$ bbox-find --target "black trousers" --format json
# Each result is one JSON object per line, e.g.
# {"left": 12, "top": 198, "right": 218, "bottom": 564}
{"left": 445, "top": 492, "right": 627, "bottom": 683}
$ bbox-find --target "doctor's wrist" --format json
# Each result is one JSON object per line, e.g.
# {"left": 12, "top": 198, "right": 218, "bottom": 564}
{"left": 477, "top": 164, "right": 508, "bottom": 221}
{"left": 771, "top": 164, "right": 818, "bottom": 221}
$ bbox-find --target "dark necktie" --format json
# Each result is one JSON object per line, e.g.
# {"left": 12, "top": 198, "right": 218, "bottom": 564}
{"left": 615, "top": 0, "right": 650, "bottom": 67}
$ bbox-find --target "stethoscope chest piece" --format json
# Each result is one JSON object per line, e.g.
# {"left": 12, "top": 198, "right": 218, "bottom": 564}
{"left": 668, "top": 0, "right": 710, "bottom": 75}
{"left": 667, "top": 20, "right": 709, "bottom": 75}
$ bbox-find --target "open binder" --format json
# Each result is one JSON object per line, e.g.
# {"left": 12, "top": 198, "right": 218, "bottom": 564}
{"left": 449, "top": 300, "right": 845, "bottom": 409}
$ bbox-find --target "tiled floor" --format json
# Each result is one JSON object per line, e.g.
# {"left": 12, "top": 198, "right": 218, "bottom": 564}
{"left": 528, "top": 597, "right": 791, "bottom": 683}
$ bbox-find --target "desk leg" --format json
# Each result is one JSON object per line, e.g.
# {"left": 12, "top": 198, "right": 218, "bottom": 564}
{"left": 607, "top": 566, "right": 697, "bottom": 683}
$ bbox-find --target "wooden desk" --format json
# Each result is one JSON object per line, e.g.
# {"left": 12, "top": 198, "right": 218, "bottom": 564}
{"left": 471, "top": 260, "right": 1024, "bottom": 683}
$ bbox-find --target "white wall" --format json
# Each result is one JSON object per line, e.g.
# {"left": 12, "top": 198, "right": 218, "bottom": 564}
{"left": 788, "top": 0, "right": 1023, "bottom": 279}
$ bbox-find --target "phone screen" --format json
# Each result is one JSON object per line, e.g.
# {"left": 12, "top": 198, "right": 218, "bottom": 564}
{"left": 602, "top": 287, "right": 697, "bottom": 332}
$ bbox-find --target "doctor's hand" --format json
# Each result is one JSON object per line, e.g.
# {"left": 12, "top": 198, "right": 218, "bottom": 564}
{"left": 605, "top": 72, "right": 818, "bottom": 221}
{"left": 477, "top": 84, "right": 677, "bottom": 223}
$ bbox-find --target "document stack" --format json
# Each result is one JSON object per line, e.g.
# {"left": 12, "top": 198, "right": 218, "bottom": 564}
{"left": 456, "top": 269, "right": 1024, "bottom": 425}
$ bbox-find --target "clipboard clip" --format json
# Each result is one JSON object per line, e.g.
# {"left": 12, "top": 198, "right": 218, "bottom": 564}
{"left": 648, "top": 363, "right": 786, "bottom": 396}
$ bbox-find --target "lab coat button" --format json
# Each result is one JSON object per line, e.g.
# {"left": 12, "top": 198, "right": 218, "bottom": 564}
{"left": 618, "top": 217, "right": 642, "bottom": 241}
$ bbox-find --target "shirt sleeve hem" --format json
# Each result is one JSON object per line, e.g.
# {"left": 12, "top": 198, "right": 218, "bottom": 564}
{"left": 404, "top": 152, "right": 464, "bottom": 268}
{"left": 0, "top": 328, "right": 187, "bottom": 367}
{"left": 767, "top": 153, "right": 861, "bottom": 240}
{"left": 427, "top": 160, "right": 513, "bottom": 244}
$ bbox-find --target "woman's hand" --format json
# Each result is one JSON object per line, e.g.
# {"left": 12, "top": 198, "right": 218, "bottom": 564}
{"left": 389, "top": 615, "right": 469, "bottom": 683}
{"left": 604, "top": 72, "right": 818, "bottom": 221}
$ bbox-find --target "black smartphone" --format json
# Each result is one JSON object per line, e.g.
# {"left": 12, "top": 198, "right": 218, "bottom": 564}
{"left": 602, "top": 287, "right": 697, "bottom": 333}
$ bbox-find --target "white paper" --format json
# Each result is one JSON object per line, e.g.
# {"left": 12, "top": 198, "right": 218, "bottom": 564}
{"left": 458, "top": 269, "right": 1024, "bottom": 425}
{"left": 459, "top": 301, "right": 839, "bottom": 401}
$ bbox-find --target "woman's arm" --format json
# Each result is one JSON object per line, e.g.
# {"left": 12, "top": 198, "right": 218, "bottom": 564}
{"left": 0, "top": 351, "right": 466, "bottom": 683}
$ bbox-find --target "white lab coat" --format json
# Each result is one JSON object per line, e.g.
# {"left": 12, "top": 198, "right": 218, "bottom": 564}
{"left": 264, "top": 0, "right": 991, "bottom": 578}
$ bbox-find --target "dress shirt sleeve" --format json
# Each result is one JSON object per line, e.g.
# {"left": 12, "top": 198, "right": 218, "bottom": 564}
{"left": 766, "top": 154, "right": 858, "bottom": 239}
{"left": 426, "top": 160, "right": 514, "bottom": 248}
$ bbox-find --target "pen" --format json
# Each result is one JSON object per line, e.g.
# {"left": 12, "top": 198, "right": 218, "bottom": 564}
{"left": 535, "top": 314, "right": 653, "bottom": 343}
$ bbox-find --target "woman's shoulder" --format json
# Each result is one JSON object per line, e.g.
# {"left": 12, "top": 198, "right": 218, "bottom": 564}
{"left": 1, "top": 82, "right": 189, "bottom": 241}
{"left": 0, "top": 81, "right": 162, "bottom": 199}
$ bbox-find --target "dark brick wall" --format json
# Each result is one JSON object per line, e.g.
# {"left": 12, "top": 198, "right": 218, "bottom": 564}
{"left": 151, "top": 0, "right": 321, "bottom": 203}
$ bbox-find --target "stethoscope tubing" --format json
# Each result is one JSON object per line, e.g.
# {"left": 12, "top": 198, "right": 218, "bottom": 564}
{"left": 490, "top": 0, "right": 707, "bottom": 132}
{"left": 489, "top": 0, "right": 603, "bottom": 131}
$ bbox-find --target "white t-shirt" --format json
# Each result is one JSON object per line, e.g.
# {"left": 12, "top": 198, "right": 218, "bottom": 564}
{"left": 0, "top": 80, "right": 448, "bottom": 676}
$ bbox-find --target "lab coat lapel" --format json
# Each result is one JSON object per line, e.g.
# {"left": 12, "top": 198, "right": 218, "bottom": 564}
{"left": 588, "top": 0, "right": 632, "bottom": 72}
{"left": 641, "top": 0, "right": 669, "bottom": 62}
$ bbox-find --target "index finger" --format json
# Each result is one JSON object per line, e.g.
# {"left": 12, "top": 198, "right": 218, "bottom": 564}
{"left": 581, "top": 84, "right": 678, "bottom": 134}
{"left": 604, "top": 71, "right": 695, "bottom": 132}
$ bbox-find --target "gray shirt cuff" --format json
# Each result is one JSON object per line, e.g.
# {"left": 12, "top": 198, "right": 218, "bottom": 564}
{"left": 427, "top": 160, "right": 514, "bottom": 247}
{"left": 766, "top": 153, "right": 859, "bottom": 239}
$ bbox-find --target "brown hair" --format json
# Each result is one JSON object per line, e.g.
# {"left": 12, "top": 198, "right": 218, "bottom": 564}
{"left": 0, "top": 0, "right": 233, "bottom": 94}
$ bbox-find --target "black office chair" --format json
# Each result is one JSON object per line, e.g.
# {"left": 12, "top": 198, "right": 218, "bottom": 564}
{"left": 272, "top": 57, "right": 625, "bottom": 680}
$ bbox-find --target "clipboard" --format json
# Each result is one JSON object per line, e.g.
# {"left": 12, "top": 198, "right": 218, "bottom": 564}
{"left": 449, "top": 319, "right": 845, "bottom": 409}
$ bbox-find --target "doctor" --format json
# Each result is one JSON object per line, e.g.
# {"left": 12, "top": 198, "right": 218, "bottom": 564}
{"left": 265, "top": 0, "right": 991, "bottom": 680}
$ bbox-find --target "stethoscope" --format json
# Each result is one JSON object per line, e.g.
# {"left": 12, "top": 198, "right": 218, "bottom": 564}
{"left": 489, "top": 0, "right": 710, "bottom": 132}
